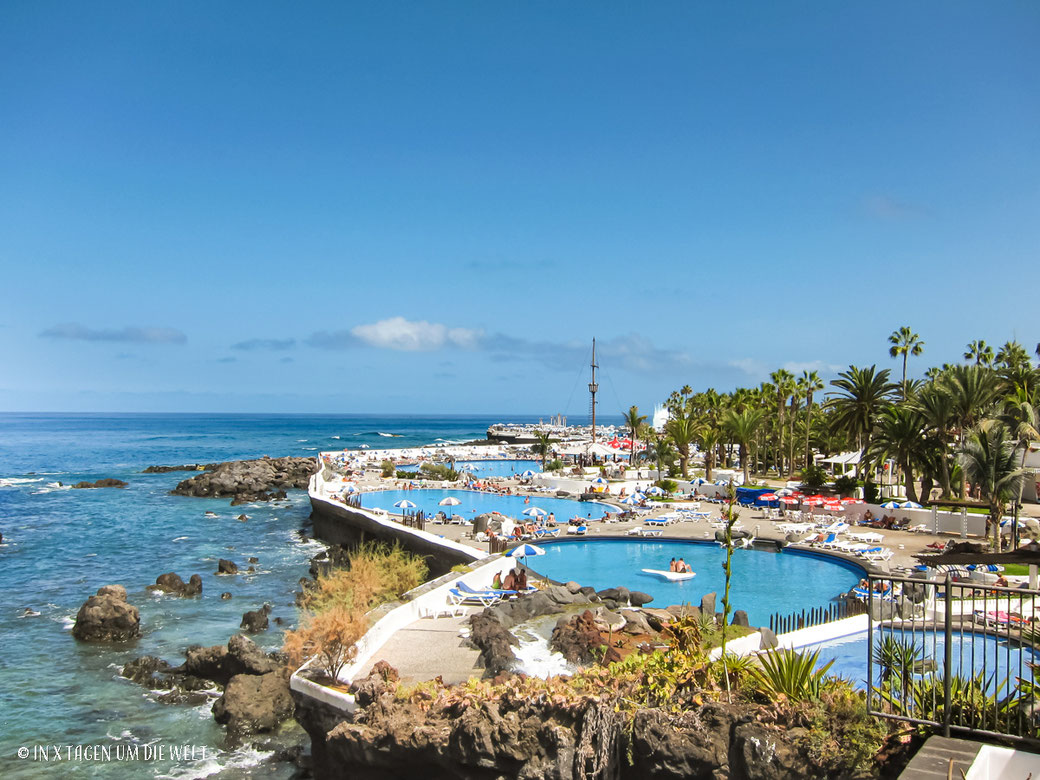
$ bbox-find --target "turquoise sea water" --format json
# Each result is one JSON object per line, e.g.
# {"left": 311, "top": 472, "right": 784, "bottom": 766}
{"left": 0, "top": 413, "right": 567, "bottom": 778}
{"left": 531, "top": 539, "right": 864, "bottom": 627}
{"left": 361, "top": 488, "right": 612, "bottom": 521}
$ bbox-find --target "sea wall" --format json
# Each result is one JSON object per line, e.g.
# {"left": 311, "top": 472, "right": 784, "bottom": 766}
{"left": 308, "top": 475, "right": 483, "bottom": 577}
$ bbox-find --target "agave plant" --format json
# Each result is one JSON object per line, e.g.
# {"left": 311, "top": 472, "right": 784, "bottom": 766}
{"left": 751, "top": 648, "right": 835, "bottom": 700}
{"left": 872, "top": 636, "right": 936, "bottom": 691}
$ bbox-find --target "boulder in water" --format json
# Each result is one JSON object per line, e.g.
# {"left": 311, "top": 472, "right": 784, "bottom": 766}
{"left": 241, "top": 604, "right": 271, "bottom": 633}
{"left": 217, "top": 559, "right": 238, "bottom": 575}
{"left": 72, "top": 585, "right": 140, "bottom": 642}
{"left": 212, "top": 671, "right": 293, "bottom": 734}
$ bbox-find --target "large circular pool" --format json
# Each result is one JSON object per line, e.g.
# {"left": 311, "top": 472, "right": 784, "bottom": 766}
{"left": 361, "top": 488, "right": 612, "bottom": 520}
{"left": 531, "top": 539, "right": 863, "bottom": 627}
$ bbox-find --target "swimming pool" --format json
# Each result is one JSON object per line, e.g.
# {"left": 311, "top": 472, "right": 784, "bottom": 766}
{"left": 531, "top": 539, "right": 863, "bottom": 627}
{"left": 397, "top": 459, "right": 542, "bottom": 479}
{"left": 804, "top": 628, "right": 1039, "bottom": 694}
{"left": 360, "top": 488, "right": 611, "bottom": 520}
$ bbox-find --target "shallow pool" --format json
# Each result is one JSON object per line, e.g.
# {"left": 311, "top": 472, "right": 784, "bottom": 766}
{"left": 397, "top": 459, "right": 541, "bottom": 479}
{"left": 361, "top": 488, "right": 610, "bottom": 520}
{"left": 804, "top": 628, "right": 1039, "bottom": 694}
{"left": 531, "top": 539, "right": 863, "bottom": 627}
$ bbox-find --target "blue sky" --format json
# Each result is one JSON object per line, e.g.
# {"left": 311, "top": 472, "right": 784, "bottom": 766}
{"left": 1, "top": 2, "right": 1037, "bottom": 415}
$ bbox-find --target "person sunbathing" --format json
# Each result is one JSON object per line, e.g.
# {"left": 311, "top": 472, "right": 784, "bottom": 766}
{"left": 669, "top": 557, "right": 677, "bottom": 572}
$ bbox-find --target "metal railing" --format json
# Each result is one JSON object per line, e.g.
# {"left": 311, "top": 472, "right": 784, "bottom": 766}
{"left": 769, "top": 599, "right": 866, "bottom": 635}
{"left": 866, "top": 573, "right": 1040, "bottom": 745}
{"left": 400, "top": 509, "right": 425, "bottom": 532}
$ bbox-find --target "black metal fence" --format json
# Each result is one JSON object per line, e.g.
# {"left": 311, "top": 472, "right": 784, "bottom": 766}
{"left": 400, "top": 509, "right": 425, "bottom": 531}
{"left": 866, "top": 573, "right": 1040, "bottom": 745}
{"left": 768, "top": 599, "right": 867, "bottom": 635}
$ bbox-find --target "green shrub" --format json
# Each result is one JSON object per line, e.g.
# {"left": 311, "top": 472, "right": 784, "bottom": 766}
{"left": 419, "top": 462, "right": 460, "bottom": 481}
{"left": 380, "top": 460, "right": 396, "bottom": 478}
{"left": 544, "top": 458, "right": 564, "bottom": 472}
{"left": 863, "top": 480, "right": 880, "bottom": 503}
{"left": 799, "top": 465, "right": 829, "bottom": 490}
{"left": 833, "top": 474, "right": 858, "bottom": 497}
{"left": 750, "top": 648, "right": 834, "bottom": 700}
{"left": 655, "top": 478, "right": 678, "bottom": 493}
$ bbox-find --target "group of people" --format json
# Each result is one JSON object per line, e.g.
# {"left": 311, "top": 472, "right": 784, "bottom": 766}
{"left": 669, "top": 557, "right": 692, "bottom": 574}
{"left": 492, "top": 567, "right": 528, "bottom": 592}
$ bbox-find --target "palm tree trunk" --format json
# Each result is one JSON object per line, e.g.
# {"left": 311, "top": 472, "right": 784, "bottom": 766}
{"left": 901, "top": 458, "right": 919, "bottom": 503}
{"left": 804, "top": 397, "right": 813, "bottom": 472}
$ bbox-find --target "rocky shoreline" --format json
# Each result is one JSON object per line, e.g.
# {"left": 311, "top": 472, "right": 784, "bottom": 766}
{"left": 170, "top": 456, "right": 317, "bottom": 505}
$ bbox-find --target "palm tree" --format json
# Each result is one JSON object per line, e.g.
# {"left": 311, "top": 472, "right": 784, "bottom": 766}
{"left": 869, "top": 406, "right": 928, "bottom": 504}
{"left": 645, "top": 433, "right": 676, "bottom": 481}
{"left": 770, "top": 369, "right": 795, "bottom": 477}
{"left": 623, "top": 405, "right": 648, "bottom": 467}
{"left": 531, "top": 431, "right": 556, "bottom": 468}
{"left": 826, "top": 365, "right": 898, "bottom": 476}
{"left": 913, "top": 383, "right": 957, "bottom": 498}
{"left": 889, "top": 326, "right": 925, "bottom": 400}
{"left": 664, "top": 414, "right": 699, "bottom": 479}
{"left": 959, "top": 424, "right": 1028, "bottom": 548}
{"left": 799, "top": 371, "right": 824, "bottom": 471}
{"left": 999, "top": 388, "right": 1040, "bottom": 508}
{"left": 699, "top": 427, "right": 722, "bottom": 482}
{"left": 964, "top": 340, "right": 994, "bottom": 367}
{"left": 996, "top": 341, "right": 1031, "bottom": 372}
{"left": 723, "top": 408, "right": 766, "bottom": 484}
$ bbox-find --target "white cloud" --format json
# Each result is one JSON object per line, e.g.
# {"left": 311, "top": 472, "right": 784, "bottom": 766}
{"left": 782, "top": 360, "right": 843, "bottom": 376}
{"left": 349, "top": 317, "right": 483, "bottom": 352}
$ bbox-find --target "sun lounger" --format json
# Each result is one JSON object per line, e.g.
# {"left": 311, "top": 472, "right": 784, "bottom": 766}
{"left": 645, "top": 518, "right": 670, "bottom": 528}
{"left": 533, "top": 527, "right": 559, "bottom": 538}
{"left": 626, "top": 526, "right": 645, "bottom": 536}
{"left": 566, "top": 525, "right": 588, "bottom": 535}
{"left": 908, "top": 524, "right": 930, "bottom": 534}
{"left": 640, "top": 528, "right": 663, "bottom": 537}
{"left": 448, "top": 587, "right": 502, "bottom": 607}
{"left": 860, "top": 547, "right": 894, "bottom": 562}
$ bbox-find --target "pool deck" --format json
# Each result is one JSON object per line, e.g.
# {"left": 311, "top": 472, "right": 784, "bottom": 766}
{"left": 357, "top": 613, "right": 483, "bottom": 685}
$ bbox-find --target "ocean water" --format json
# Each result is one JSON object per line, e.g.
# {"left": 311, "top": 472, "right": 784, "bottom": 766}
{"left": 0, "top": 412, "right": 541, "bottom": 779}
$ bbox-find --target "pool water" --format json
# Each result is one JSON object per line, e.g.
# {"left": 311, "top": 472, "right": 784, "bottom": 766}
{"left": 531, "top": 539, "right": 862, "bottom": 627}
{"left": 396, "top": 459, "right": 541, "bottom": 479}
{"left": 805, "top": 628, "right": 1039, "bottom": 694}
{"left": 360, "top": 488, "right": 611, "bottom": 520}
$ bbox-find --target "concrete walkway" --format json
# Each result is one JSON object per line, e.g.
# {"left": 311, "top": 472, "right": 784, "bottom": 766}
{"left": 358, "top": 613, "right": 483, "bottom": 685}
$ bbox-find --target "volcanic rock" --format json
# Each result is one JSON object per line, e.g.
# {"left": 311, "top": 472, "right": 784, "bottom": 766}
{"left": 550, "top": 609, "right": 621, "bottom": 665}
{"left": 241, "top": 604, "right": 272, "bottom": 633}
{"left": 467, "top": 613, "right": 519, "bottom": 676}
{"left": 72, "top": 585, "right": 140, "bottom": 642}
{"left": 171, "top": 456, "right": 316, "bottom": 504}
{"left": 72, "top": 478, "right": 128, "bottom": 489}
{"left": 217, "top": 559, "right": 239, "bottom": 575}
{"left": 212, "top": 671, "right": 293, "bottom": 734}
{"left": 147, "top": 572, "right": 202, "bottom": 597}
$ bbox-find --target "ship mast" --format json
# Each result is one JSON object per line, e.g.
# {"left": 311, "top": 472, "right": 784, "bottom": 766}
{"left": 588, "top": 338, "right": 598, "bottom": 442}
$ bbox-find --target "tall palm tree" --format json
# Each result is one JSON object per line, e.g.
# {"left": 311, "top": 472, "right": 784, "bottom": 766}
{"left": 996, "top": 340, "right": 1031, "bottom": 372}
{"left": 888, "top": 326, "right": 925, "bottom": 401}
{"left": 799, "top": 371, "right": 824, "bottom": 471}
{"left": 999, "top": 388, "right": 1040, "bottom": 508}
{"left": 531, "top": 431, "right": 556, "bottom": 468}
{"left": 623, "top": 405, "right": 648, "bottom": 466}
{"left": 770, "top": 369, "right": 795, "bottom": 477}
{"left": 664, "top": 414, "right": 699, "bottom": 479}
{"left": 964, "top": 340, "right": 994, "bottom": 367}
{"left": 959, "top": 424, "right": 1028, "bottom": 548}
{"left": 645, "top": 433, "right": 676, "bottom": 481}
{"left": 868, "top": 406, "right": 928, "bottom": 504}
{"left": 913, "top": 383, "right": 957, "bottom": 498}
{"left": 825, "top": 365, "right": 898, "bottom": 477}
{"left": 944, "top": 364, "right": 1000, "bottom": 445}
{"left": 723, "top": 408, "right": 766, "bottom": 484}
{"left": 699, "top": 427, "right": 722, "bottom": 482}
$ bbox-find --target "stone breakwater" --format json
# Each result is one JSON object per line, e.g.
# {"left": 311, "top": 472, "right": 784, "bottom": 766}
{"left": 172, "top": 456, "right": 317, "bottom": 504}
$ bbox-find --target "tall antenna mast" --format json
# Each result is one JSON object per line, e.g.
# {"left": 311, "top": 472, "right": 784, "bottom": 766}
{"left": 588, "top": 338, "right": 598, "bottom": 442}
